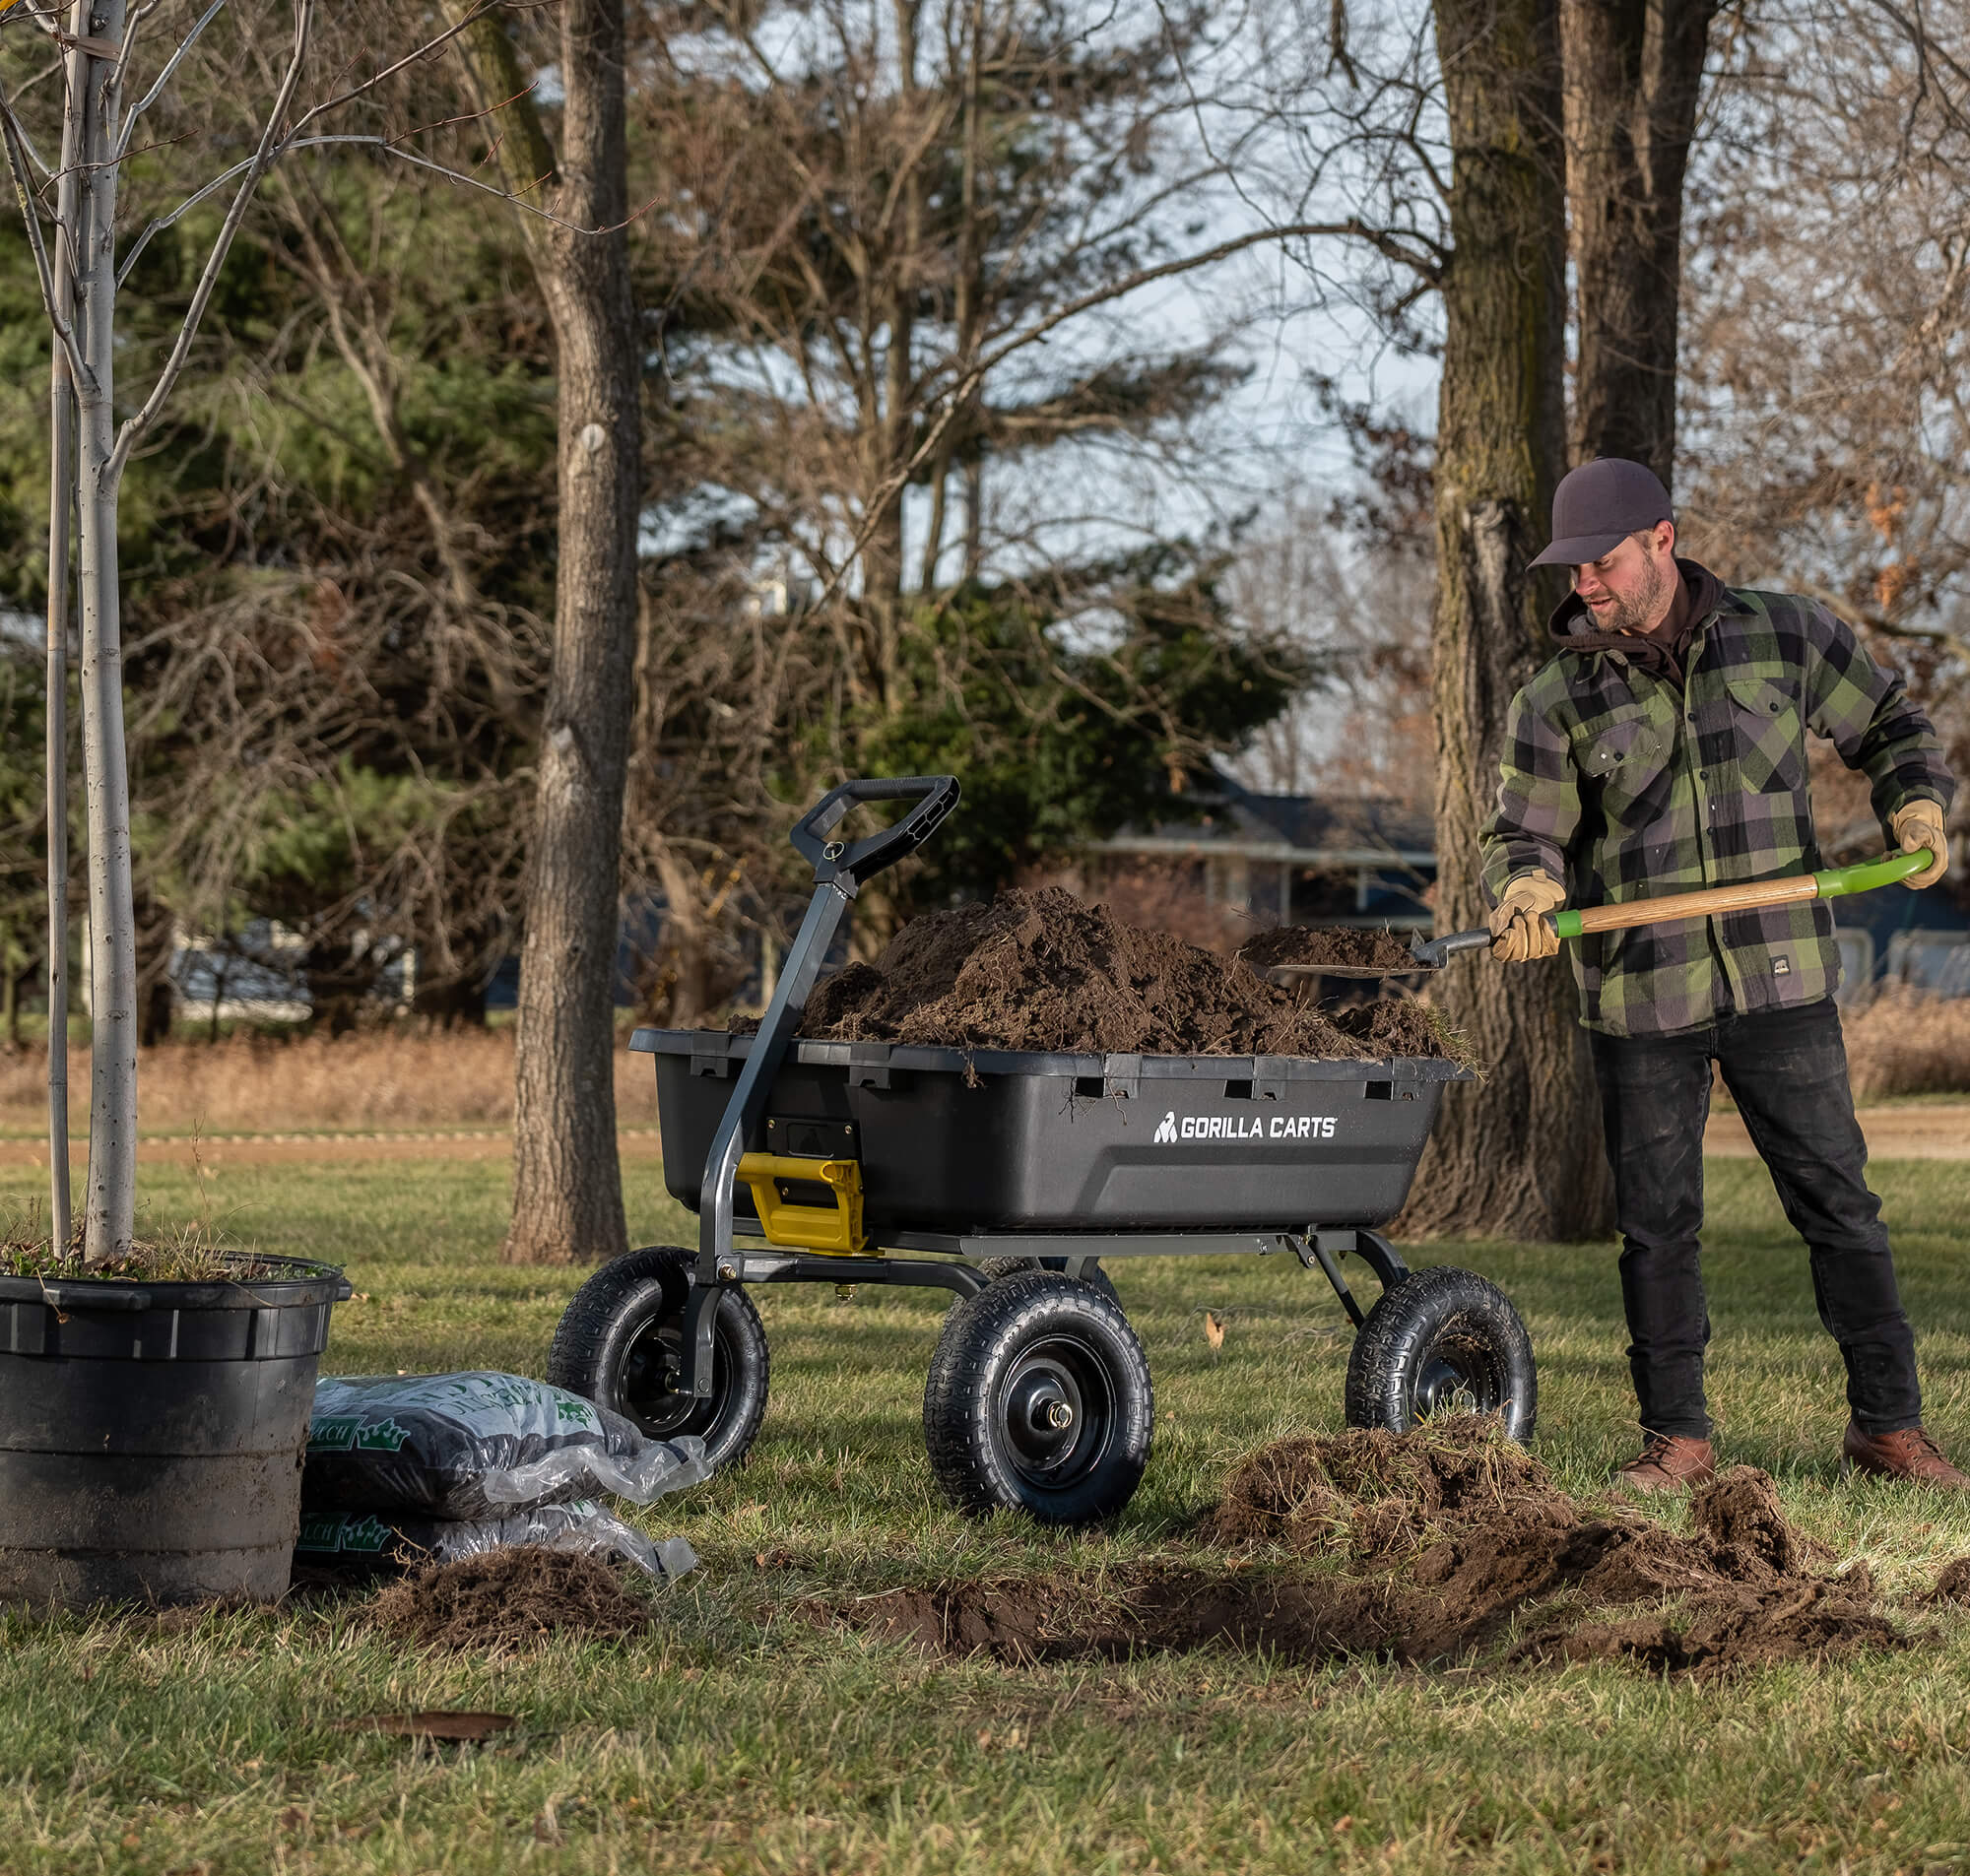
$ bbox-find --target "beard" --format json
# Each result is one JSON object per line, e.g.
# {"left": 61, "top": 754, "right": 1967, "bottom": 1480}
{"left": 1598, "top": 551, "right": 1677, "bottom": 635}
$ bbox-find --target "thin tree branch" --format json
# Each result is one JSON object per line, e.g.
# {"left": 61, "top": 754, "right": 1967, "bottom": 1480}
{"left": 105, "top": 0, "right": 313, "bottom": 485}
{"left": 0, "top": 75, "right": 91, "bottom": 390}
{"left": 115, "top": 0, "right": 227, "bottom": 158}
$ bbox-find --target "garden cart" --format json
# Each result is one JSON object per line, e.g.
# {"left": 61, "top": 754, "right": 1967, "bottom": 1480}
{"left": 548, "top": 775, "right": 1535, "bottom": 1526}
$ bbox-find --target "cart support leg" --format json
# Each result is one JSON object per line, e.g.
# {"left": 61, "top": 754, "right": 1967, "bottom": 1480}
{"left": 682, "top": 1280, "right": 722, "bottom": 1398}
{"left": 1303, "top": 1232, "right": 1365, "bottom": 1327}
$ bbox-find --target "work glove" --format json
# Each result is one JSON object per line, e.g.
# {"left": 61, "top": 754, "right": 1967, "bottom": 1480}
{"left": 1488, "top": 872, "right": 1567, "bottom": 963}
{"left": 1891, "top": 799, "right": 1950, "bottom": 889}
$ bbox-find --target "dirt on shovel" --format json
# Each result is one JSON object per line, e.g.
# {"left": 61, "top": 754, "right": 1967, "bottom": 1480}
{"left": 836, "top": 1421, "right": 1913, "bottom": 1679}
{"left": 1234, "top": 927, "right": 1422, "bottom": 974}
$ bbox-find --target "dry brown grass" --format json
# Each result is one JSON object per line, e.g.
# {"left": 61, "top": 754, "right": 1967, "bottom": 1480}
{"left": 0, "top": 1028, "right": 655, "bottom": 1135}
{"left": 1841, "top": 987, "right": 1970, "bottom": 1099}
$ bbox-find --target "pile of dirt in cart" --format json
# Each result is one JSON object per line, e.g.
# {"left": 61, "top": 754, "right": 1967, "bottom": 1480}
{"left": 833, "top": 1420, "right": 1915, "bottom": 1678}
{"left": 369, "top": 1546, "right": 657, "bottom": 1652}
{"left": 789, "top": 887, "right": 1466, "bottom": 1061}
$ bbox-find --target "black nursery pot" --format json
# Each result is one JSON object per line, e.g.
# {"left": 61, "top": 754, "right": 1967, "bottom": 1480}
{"left": 0, "top": 1254, "right": 350, "bottom": 1608}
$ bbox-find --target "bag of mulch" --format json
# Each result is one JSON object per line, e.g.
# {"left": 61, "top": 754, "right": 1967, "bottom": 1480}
{"left": 303, "top": 1371, "right": 709, "bottom": 1520}
{"left": 296, "top": 1500, "right": 697, "bottom": 1584}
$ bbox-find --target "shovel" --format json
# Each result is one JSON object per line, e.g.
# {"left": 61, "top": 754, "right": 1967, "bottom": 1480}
{"left": 1406, "top": 846, "right": 1939, "bottom": 972}
{"left": 1293, "top": 848, "right": 1940, "bottom": 978}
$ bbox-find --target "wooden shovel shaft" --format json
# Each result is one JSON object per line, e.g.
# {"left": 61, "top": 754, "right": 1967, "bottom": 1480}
{"left": 1561, "top": 874, "right": 1820, "bottom": 936}
{"left": 1549, "top": 848, "right": 1936, "bottom": 940}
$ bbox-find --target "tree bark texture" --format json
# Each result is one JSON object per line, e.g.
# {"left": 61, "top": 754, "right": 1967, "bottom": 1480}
{"left": 73, "top": 13, "right": 140, "bottom": 1262}
{"left": 1404, "top": 0, "right": 1614, "bottom": 1243}
{"left": 1561, "top": 0, "right": 1717, "bottom": 484}
{"left": 500, "top": 0, "right": 642, "bottom": 1263}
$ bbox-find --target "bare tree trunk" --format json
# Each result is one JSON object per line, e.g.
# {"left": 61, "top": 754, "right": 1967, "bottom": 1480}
{"left": 1562, "top": 0, "right": 1717, "bottom": 482}
{"left": 481, "top": 0, "right": 642, "bottom": 1264}
{"left": 73, "top": 12, "right": 140, "bottom": 1262}
{"left": 1404, "top": 0, "right": 1613, "bottom": 1243}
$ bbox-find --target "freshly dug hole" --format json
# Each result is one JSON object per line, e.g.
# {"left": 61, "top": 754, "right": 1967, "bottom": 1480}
{"left": 837, "top": 1568, "right": 1414, "bottom": 1666}
{"left": 369, "top": 1546, "right": 657, "bottom": 1652}
{"left": 783, "top": 887, "right": 1468, "bottom": 1062}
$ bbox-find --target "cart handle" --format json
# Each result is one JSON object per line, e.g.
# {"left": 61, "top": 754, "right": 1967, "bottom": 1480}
{"left": 790, "top": 775, "right": 961, "bottom": 892}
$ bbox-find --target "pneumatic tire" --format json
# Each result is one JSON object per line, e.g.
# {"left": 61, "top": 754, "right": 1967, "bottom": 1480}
{"left": 923, "top": 1271, "right": 1152, "bottom": 1525}
{"left": 974, "top": 1254, "right": 1122, "bottom": 1306}
{"left": 547, "top": 1246, "right": 770, "bottom": 1473}
{"left": 1344, "top": 1264, "right": 1536, "bottom": 1442}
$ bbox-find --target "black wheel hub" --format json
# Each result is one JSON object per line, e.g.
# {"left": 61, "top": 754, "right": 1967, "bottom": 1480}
{"left": 997, "top": 1341, "right": 1109, "bottom": 1487}
{"left": 621, "top": 1318, "right": 711, "bottom": 1438}
{"left": 1412, "top": 1333, "right": 1495, "bottom": 1419}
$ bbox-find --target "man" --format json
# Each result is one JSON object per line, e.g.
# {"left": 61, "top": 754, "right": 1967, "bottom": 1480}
{"left": 1479, "top": 456, "right": 1962, "bottom": 1494}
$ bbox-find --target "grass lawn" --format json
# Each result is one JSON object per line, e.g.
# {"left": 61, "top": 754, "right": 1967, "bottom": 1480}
{"left": 2, "top": 1153, "right": 1968, "bottom": 1873}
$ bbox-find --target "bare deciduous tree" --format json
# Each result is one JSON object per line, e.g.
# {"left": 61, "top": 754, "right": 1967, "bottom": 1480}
{"left": 451, "top": 0, "right": 643, "bottom": 1264}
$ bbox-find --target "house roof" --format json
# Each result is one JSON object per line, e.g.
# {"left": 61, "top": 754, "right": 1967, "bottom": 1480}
{"left": 1089, "top": 771, "right": 1435, "bottom": 868}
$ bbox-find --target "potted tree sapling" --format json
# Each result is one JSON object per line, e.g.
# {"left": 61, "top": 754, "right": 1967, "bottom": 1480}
{"left": 0, "top": 0, "right": 512, "bottom": 1606}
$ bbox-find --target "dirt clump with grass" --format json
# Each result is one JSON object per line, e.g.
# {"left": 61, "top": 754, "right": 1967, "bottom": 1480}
{"left": 787, "top": 887, "right": 1466, "bottom": 1062}
{"left": 838, "top": 1421, "right": 1907, "bottom": 1679}
{"left": 369, "top": 1546, "right": 656, "bottom": 1652}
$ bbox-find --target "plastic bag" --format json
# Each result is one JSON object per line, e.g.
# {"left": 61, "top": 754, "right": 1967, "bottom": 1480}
{"left": 296, "top": 1500, "right": 697, "bottom": 1583}
{"left": 303, "top": 1371, "right": 709, "bottom": 1520}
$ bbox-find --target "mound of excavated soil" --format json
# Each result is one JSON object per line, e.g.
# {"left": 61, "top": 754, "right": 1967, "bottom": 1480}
{"left": 835, "top": 1422, "right": 1908, "bottom": 1680}
{"left": 369, "top": 1546, "right": 656, "bottom": 1652}
{"left": 790, "top": 888, "right": 1465, "bottom": 1061}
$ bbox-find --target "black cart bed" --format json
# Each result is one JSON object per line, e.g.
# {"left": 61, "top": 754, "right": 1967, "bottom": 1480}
{"left": 638, "top": 1029, "right": 1469, "bottom": 1237}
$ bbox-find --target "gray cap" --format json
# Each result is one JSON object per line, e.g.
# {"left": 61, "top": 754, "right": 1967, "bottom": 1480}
{"left": 1530, "top": 458, "right": 1673, "bottom": 568}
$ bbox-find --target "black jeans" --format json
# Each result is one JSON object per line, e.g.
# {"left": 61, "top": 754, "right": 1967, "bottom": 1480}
{"left": 1589, "top": 997, "right": 1921, "bottom": 1440}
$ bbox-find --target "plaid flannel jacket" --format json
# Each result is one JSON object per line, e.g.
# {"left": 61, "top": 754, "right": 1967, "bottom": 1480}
{"left": 1478, "top": 579, "right": 1955, "bottom": 1037}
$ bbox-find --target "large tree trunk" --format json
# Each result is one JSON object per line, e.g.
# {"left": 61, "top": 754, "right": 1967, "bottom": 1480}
{"left": 1404, "top": 0, "right": 1613, "bottom": 1242}
{"left": 492, "top": 0, "right": 642, "bottom": 1264}
{"left": 1562, "top": 0, "right": 1717, "bottom": 483}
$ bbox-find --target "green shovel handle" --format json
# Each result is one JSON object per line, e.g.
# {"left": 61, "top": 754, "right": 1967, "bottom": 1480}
{"left": 1549, "top": 847, "right": 1937, "bottom": 940}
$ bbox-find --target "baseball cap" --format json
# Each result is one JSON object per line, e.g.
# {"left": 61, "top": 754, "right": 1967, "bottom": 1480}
{"left": 1530, "top": 458, "right": 1674, "bottom": 568}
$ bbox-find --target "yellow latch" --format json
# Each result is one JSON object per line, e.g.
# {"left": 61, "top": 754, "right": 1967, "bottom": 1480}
{"left": 734, "top": 1153, "right": 867, "bottom": 1256}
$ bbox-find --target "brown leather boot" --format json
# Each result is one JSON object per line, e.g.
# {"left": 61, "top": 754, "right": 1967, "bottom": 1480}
{"left": 1842, "top": 1423, "right": 1970, "bottom": 1488}
{"left": 1613, "top": 1434, "right": 1717, "bottom": 1497}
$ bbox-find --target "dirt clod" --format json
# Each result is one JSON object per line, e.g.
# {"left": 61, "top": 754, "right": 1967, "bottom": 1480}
{"left": 787, "top": 887, "right": 1466, "bottom": 1061}
{"left": 1689, "top": 1465, "right": 1834, "bottom": 1583}
{"left": 369, "top": 1546, "right": 655, "bottom": 1652}
{"left": 1926, "top": 1556, "right": 1970, "bottom": 1603}
{"left": 838, "top": 1423, "right": 1907, "bottom": 1680}
{"left": 1520, "top": 1582, "right": 1904, "bottom": 1676}
{"left": 1199, "top": 1418, "right": 1566, "bottom": 1562}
